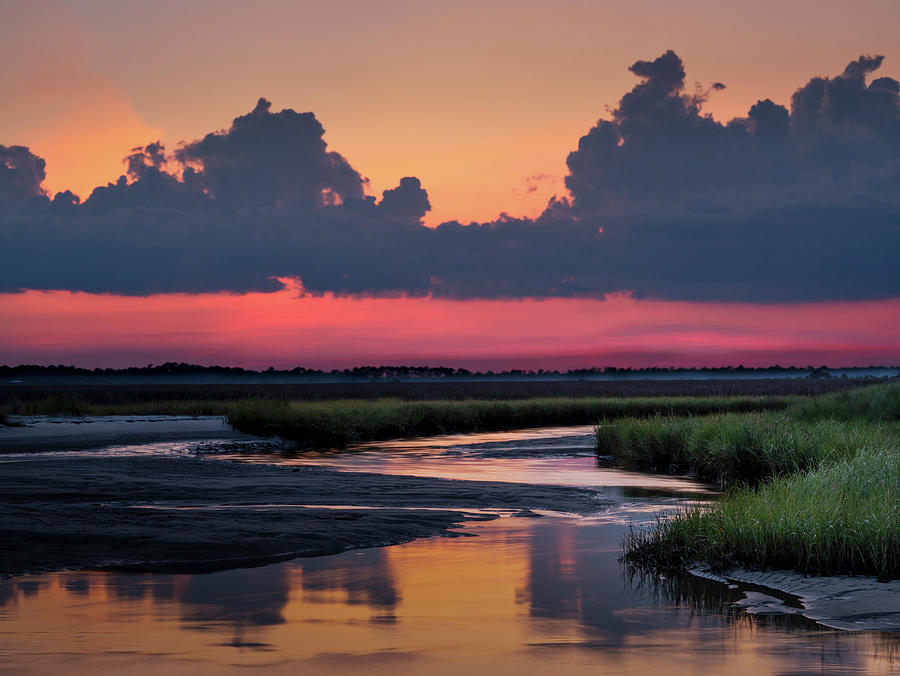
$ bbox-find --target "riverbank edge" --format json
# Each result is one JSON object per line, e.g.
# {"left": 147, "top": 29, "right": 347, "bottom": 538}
{"left": 690, "top": 566, "right": 900, "bottom": 632}
{"left": 0, "top": 417, "right": 614, "bottom": 579}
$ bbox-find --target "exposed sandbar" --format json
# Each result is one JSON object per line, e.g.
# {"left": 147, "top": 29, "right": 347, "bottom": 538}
{"left": 693, "top": 567, "right": 900, "bottom": 632}
{"left": 0, "top": 415, "right": 258, "bottom": 452}
{"left": 0, "top": 418, "right": 611, "bottom": 577}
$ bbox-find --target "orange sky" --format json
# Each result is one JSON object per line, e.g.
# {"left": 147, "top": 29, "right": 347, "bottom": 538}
{"left": 5, "top": 1, "right": 900, "bottom": 225}
{"left": 3, "top": 1, "right": 900, "bottom": 368}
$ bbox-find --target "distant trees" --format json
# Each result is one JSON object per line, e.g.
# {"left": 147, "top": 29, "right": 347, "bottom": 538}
{"left": 0, "top": 362, "right": 896, "bottom": 381}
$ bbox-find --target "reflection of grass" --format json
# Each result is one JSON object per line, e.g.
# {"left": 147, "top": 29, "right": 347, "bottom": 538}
{"left": 1, "top": 394, "right": 786, "bottom": 446}
{"left": 618, "top": 384, "right": 900, "bottom": 579}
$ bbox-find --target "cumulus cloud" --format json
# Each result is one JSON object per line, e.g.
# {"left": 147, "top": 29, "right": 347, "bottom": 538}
{"left": 175, "top": 97, "right": 365, "bottom": 208}
{"left": 378, "top": 177, "right": 431, "bottom": 225}
{"left": 1, "top": 53, "right": 899, "bottom": 302}
{"left": 0, "top": 145, "right": 46, "bottom": 201}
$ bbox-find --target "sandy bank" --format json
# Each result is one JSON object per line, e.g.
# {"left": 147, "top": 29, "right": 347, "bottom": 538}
{"left": 0, "top": 446, "right": 611, "bottom": 577}
{"left": 693, "top": 567, "right": 900, "bottom": 632}
{"left": 0, "top": 415, "right": 261, "bottom": 452}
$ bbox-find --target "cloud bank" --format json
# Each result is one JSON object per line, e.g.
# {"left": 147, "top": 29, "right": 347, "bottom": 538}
{"left": 2, "top": 52, "right": 899, "bottom": 301}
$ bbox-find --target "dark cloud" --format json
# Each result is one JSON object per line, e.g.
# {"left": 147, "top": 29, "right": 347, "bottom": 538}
{"left": 1, "top": 53, "right": 899, "bottom": 302}
{"left": 0, "top": 145, "right": 46, "bottom": 201}
{"left": 125, "top": 141, "right": 168, "bottom": 180}
{"left": 378, "top": 177, "right": 431, "bottom": 225}
{"left": 565, "top": 50, "right": 763, "bottom": 211}
{"left": 789, "top": 55, "right": 900, "bottom": 175}
{"left": 175, "top": 97, "right": 366, "bottom": 208}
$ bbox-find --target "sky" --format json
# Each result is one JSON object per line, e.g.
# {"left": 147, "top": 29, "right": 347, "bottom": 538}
{"left": 1, "top": 0, "right": 899, "bottom": 369}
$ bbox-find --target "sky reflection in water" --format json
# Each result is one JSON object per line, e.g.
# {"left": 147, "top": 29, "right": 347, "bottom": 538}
{"left": 1, "top": 426, "right": 898, "bottom": 674}
{"left": 2, "top": 515, "right": 899, "bottom": 675}
{"left": 224, "top": 424, "right": 712, "bottom": 495}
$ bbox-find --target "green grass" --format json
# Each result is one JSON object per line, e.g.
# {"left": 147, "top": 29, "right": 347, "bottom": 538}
{"left": 624, "top": 447, "right": 900, "bottom": 579}
{"left": 617, "top": 383, "right": 900, "bottom": 579}
{"left": 596, "top": 413, "right": 888, "bottom": 484}
{"left": 224, "top": 396, "right": 787, "bottom": 446}
{"left": 787, "top": 382, "right": 900, "bottom": 422}
{"left": 7, "top": 381, "right": 900, "bottom": 578}
{"left": 1, "top": 394, "right": 788, "bottom": 447}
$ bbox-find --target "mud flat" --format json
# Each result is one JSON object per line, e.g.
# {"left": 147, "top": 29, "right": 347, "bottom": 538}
{"left": 694, "top": 567, "right": 900, "bottom": 632}
{"left": 0, "top": 417, "right": 611, "bottom": 578}
{"left": 0, "top": 415, "right": 259, "bottom": 452}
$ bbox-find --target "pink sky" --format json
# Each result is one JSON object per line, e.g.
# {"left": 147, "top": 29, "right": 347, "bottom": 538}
{"left": 2, "top": 288, "right": 898, "bottom": 369}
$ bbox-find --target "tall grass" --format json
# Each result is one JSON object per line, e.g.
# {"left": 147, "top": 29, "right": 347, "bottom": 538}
{"left": 1, "top": 394, "right": 788, "bottom": 447}
{"left": 596, "top": 413, "right": 887, "bottom": 484}
{"left": 624, "top": 447, "right": 900, "bottom": 579}
{"left": 224, "top": 396, "right": 786, "bottom": 446}
{"left": 618, "top": 383, "right": 900, "bottom": 579}
{"left": 787, "top": 382, "right": 900, "bottom": 422}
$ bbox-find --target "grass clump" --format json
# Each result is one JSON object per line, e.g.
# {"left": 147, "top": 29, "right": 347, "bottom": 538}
{"left": 597, "top": 413, "right": 885, "bottom": 484}
{"left": 224, "top": 396, "right": 783, "bottom": 447}
{"left": 624, "top": 446, "right": 900, "bottom": 579}
{"left": 787, "top": 382, "right": 900, "bottom": 422}
{"left": 617, "top": 383, "right": 900, "bottom": 579}
{"left": 1, "top": 394, "right": 787, "bottom": 447}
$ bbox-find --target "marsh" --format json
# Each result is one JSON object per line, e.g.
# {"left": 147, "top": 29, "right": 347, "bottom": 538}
{"left": 2, "top": 408, "right": 899, "bottom": 673}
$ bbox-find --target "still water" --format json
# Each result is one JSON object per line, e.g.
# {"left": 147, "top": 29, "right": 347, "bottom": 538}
{"left": 221, "top": 424, "right": 709, "bottom": 494}
{"left": 1, "top": 426, "right": 898, "bottom": 674}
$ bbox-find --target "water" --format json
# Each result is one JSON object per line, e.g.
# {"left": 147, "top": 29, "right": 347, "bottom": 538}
{"left": 220, "top": 425, "right": 711, "bottom": 495}
{"left": 1, "top": 425, "right": 898, "bottom": 674}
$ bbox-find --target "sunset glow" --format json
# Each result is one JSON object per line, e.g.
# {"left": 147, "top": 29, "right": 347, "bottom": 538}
{"left": 2, "top": 289, "right": 897, "bottom": 369}
{"left": 2, "top": 1, "right": 899, "bottom": 369}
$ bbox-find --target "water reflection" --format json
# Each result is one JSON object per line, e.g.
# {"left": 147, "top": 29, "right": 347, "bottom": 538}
{"left": 299, "top": 548, "right": 399, "bottom": 617}
{"left": 2, "top": 424, "right": 898, "bottom": 673}
{"left": 524, "top": 519, "right": 640, "bottom": 642}
{"left": 2, "top": 514, "right": 898, "bottom": 674}
{"left": 179, "top": 567, "right": 290, "bottom": 628}
{"left": 226, "top": 424, "right": 711, "bottom": 495}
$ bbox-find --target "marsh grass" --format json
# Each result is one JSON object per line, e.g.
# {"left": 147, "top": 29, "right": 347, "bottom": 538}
{"left": 224, "top": 396, "right": 786, "bottom": 446}
{"left": 624, "top": 447, "right": 900, "bottom": 579}
{"left": 788, "top": 382, "right": 900, "bottom": 422}
{"left": 618, "top": 383, "right": 900, "bottom": 579}
{"left": 0, "top": 394, "right": 787, "bottom": 446}
{"left": 596, "top": 413, "right": 888, "bottom": 484}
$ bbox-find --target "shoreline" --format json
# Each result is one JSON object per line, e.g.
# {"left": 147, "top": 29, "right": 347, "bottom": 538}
{"left": 4, "top": 415, "right": 898, "bottom": 634}
{"left": 691, "top": 567, "right": 900, "bottom": 632}
{"left": 0, "top": 417, "right": 612, "bottom": 579}
{"left": 0, "top": 414, "right": 263, "bottom": 452}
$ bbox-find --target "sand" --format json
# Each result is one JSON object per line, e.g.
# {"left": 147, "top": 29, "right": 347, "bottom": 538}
{"left": 0, "top": 415, "right": 259, "bottom": 452}
{"left": 692, "top": 567, "right": 900, "bottom": 632}
{"left": 0, "top": 417, "right": 611, "bottom": 578}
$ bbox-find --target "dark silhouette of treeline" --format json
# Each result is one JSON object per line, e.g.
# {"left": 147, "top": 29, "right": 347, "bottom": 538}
{"left": 3, "top": 361, "right": 898, "bottom": 381}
